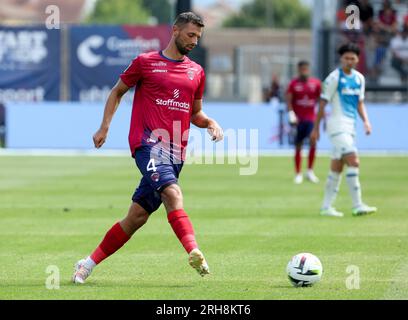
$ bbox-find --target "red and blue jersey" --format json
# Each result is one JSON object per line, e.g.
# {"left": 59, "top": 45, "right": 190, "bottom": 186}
{"left": 286, "top": 77, "right": 321, "bottom": 122}
{"left": 120, "top": 51, "right": 205, "bottom": 160}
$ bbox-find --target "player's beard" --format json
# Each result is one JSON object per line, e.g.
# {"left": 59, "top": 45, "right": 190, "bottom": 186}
{"left": 175, "top": 37, "right": 191, "bottom": 56}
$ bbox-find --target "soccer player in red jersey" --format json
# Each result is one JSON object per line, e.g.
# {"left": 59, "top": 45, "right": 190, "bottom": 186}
{"left": 72, "top": 12, "right": 223, "bottom": 284}
{"left": 286, "top": 61, "right": 321, "bottom": 184}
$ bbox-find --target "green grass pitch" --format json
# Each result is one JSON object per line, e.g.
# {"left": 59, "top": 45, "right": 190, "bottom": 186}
{"left": 0, "top": 155, "right": 407, "bottom": 300}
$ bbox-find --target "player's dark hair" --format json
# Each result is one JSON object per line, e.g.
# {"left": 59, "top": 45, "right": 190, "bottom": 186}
{"left": 337, "top": 43, "right": 360, "bottom": 56}
{"left": 174, "top": 12, "right": 204, "bottom": 28}
{"left": 298, "top": 60, "right": 309, "bottom": 68}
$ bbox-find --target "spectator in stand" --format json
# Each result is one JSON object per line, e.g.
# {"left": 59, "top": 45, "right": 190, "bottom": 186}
{"left": 365, "top": 20, "right": 389, "bottom": 84}
{"left": 337, "top": 0, "right": 360, "bottom": 30}
{"left": 336, "top": 1, "right": 348, "bottom": 30}
{"left": 404, "top": 14, "right": 408, "bottom": 29}
{"left": 390, "top": 26, "right": 408, "bottom": 84}
{"left": 266, "top": 74, "right": 282, "bottom": 108}
{"left": 337, "top": 0, "right": 362, "bottom": 47}
{"left": 378, "top": 0, "right": 398, "bottom": 34}
{"left": 358, "top": 0, "right": 375, "bottom": 31}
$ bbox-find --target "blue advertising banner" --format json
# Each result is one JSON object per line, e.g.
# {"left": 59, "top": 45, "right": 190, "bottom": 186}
{"left": 69, "top": 25, "right": 171, "bottom": 102}
{"left": 0, "top": 26, "right": 60, "bottom": 102}
{"left": 5, "top": 102, "right": 408, "bottom": 151}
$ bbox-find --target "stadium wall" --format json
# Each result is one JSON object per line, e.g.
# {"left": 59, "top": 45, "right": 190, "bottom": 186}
{"left": 4, "top": 102, "right": 408, "bottom": 153}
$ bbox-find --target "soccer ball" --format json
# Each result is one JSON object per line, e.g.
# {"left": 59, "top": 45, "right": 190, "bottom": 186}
{"left": 287, "top": 253, "right": 323, "bottom": 287}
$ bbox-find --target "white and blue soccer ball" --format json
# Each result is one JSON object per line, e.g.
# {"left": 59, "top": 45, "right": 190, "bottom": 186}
{"left": 287, "top": 253, "right": 323, "bottom": 287}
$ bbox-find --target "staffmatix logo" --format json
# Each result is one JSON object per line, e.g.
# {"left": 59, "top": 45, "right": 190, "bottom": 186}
{"left": 155, "top": 89, "right": 190, "bottom": 112}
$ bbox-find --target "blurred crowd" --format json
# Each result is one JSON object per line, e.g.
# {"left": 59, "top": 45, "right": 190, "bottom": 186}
{"left": 337, "top": 0, "right": 408, "bottom": 85}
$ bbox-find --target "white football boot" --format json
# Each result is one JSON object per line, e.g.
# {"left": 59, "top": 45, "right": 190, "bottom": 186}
{"left": 72, "top": 259, "right": 93, "bottom": 284}
{"left": 294, "top": 173, "right": 303, "bottom": 184}
{"left": 320, "top": 207, "right": 344, "bottom": 217}
{"left": 306, "top": 170, "right": 319, "bottom": 183}
{"left": 352, "top": 204, "right": 377, "bottom": 216}
{"left": 189, "top": 248, "right": 210, "bottom": 277}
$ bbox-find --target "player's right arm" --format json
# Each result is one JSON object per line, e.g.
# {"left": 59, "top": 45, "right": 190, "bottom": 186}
{"left": 286, "top": 80, "right": 297, "bottom": 125}
{"left": 93, "top": 56, "right": 143, "bottom": 148}
{"left": 93, "top": 79, "right": 130, "bottom": 148}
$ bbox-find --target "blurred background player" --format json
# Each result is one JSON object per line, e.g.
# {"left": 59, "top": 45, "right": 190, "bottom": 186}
{"left": 72, "top": 12, "right": 223, "bottom": 284}
{"left": 311, "top": 43, "right": 377, "bottom": 218}
{"left": 286, "top": 60, "right": 321, "bottom": 184}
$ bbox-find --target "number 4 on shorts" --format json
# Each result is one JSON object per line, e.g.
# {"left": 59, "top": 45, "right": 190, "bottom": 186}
{"left": 146, "top": 158, "right": 157, "bottom": 172}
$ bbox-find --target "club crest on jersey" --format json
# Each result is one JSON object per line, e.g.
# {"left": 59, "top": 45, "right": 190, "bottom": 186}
{"left": 151, "top": 172, "right": 160, "bottom": 182}
{"left": 187, "top": 69, "right": 195, "bottom": 80}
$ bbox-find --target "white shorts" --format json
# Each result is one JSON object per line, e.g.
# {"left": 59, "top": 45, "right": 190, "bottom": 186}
{"left": 329, "top": 132, "right": 358, "bottom": 160}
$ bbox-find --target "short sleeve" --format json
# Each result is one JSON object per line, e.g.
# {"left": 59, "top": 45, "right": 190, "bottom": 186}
{"left": 120, "top": 56, "right": 143, "bottom": 88}
{"left": 320, "top": 71, "right": 338, "bottom": 102}
{"left": 194, "top": 69, "right": 206, "bottom": 100}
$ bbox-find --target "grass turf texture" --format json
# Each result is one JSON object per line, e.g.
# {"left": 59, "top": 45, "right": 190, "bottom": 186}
{"left": 0, "top": 155, "right": 407, "bottom": 300}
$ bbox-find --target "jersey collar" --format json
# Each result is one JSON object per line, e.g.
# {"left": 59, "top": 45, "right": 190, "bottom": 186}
{"left": 159, "top": 50, "right": 185, "bottom": 63}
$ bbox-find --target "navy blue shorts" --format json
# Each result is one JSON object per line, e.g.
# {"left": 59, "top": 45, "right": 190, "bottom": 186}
{"left": 295, "top": 121, "right": 314, "bottom": 145}
{"left": 132, "top": 145, "right": 183, "bottom": 214}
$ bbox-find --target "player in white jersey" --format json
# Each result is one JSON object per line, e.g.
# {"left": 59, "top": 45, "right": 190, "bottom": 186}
{"left": 310, "top": 43, "right": 377, "bottom": 217}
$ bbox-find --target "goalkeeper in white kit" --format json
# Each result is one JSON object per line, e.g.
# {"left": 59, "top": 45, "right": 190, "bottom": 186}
{"left": 310, "top": 43, "right": 377, "bottom": 217}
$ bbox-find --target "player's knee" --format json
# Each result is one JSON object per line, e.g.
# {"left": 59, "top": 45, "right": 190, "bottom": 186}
{"left": 162, "top": 184, "right": 183, "bottom": 200}
{"left": 347, "top": 157, "right": 359, "bottom": 168}
{"left": 124, "top": 203, "right": 149, "bottom": 229}
{"left": 136, "top": 211, "right": 149, "bottom": 226}
{"left": 330, "top": 160, "right": 343, "bottom": 173}
{"left": 161, "top": 184, "right": 183, "bottom": 206}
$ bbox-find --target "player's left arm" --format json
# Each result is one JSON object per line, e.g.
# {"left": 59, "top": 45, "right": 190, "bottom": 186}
{"left": 191, "top": 99, "right": 224, "bottom": 142}
{"left": 357, "top": 75, "right": 372, "bottom": 135}
{"left": 357, "top": 101, "right": 372, "bottom": 135}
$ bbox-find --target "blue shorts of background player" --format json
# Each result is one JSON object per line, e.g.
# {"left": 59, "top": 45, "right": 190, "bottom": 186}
{"left": 132, "top": 145, "right": 183, "bottom": 214}
{"left": 295, "top": 120, "right": 314, "bottom": 145}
